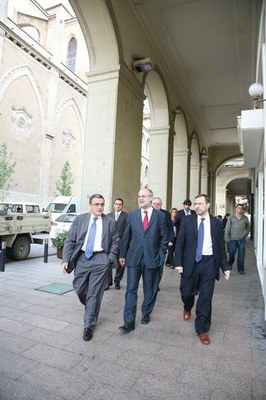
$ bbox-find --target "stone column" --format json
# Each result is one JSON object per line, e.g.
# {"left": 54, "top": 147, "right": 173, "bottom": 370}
{"left": 148, "top": 126, "right": 170, "bottom": 206}
{"left": 172, "top": 149, "right": 188, "bottom": 208}
{"left": 81, "top": 64, "right": 144, "bottom": 212}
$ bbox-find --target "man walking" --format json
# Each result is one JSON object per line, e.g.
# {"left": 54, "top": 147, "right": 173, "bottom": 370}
{"left": 106, "top": 198, "right": 128, "bottom": 289}
{"left": 176, "top": 199, "right": 195, "bottom": 233}
{"left": 119, "top": 188, "right": 168, "bottom": 333}
{"left": 175, "top": 194, "right": 231, "bottom": 345}
{"left": 61, "top": 194, "right": 119, "bottom": 341}
{"left": 224, "top": 203, "right": 250, "bottom": 274}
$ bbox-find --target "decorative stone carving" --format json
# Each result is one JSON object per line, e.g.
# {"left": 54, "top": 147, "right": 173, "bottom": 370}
{"left": 11, "top": 106, "right": 32, "bottom": 136}
{"left": 62, "top": 129, "right": 76, "bottom": 149}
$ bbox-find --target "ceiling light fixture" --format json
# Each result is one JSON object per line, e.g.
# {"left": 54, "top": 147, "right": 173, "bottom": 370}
{"left": 132, "top": 58, "right": 154, "bottom": 73}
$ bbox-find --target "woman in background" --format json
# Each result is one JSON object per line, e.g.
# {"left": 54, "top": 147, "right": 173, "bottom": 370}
{"left": 166, "top": 207, "right": 178, "bottom": 268}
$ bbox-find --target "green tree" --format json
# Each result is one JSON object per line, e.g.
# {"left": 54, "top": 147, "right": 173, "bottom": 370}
{"left": 0, "top": 144, "right": 16, "bottom": 201}
{"left": 55, "top": 160, "right": 74, "bottom": 196}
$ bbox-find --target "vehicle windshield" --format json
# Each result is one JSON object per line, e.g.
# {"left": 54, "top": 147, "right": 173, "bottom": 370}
{"left": 46, "top": 203, "right": 66, "bottom": 212}
{"left": 56, "top": 214, "right": 76, "bottom": 223}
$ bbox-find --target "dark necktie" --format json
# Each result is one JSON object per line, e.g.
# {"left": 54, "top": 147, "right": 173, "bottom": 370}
{"left": 143, "top": 210, "right": 148, "bottom": 231}
{"left": 195, "top": 217, "right": 205, "bottom": 262}
{"left": 85, "top": 217, "right": 98, "bottom": 259}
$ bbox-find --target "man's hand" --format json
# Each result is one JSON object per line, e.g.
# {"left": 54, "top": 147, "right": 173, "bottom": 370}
{"left": 119, "top": 258, "right": 126, "bottom": 268}
{"left": 175, "top": 266, "right": 183, "bottom": 274}
{"left": 61, "top": 262, "right": 68, "bottom": 273}
{"left": 224, "top": 270, "right": 231, "bottom": 280}
{"left": 168, "top": 242, "right": 173, "bottom": 246}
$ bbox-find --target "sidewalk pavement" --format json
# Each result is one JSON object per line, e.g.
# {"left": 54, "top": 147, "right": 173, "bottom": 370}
{"left": 0, "top": 240, "right": 265, "bottom": 400}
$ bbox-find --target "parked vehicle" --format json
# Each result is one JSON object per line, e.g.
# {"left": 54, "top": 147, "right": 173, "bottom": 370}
{"left": 45, "top": 196, "right": 80, "bottom": 221}
{"left": 50, "top": 213, "right": 77, "bottom": 245}
{"left": 0, "top": 212, "right": 51, "bottom": 260}
{"left": 0, "top": 202, "right": 41, "bottom": 214}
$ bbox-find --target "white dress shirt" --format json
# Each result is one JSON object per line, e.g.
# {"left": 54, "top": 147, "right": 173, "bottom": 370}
{"left": 197, "top": 214, "right": 213, "bottom": 255}
{"left": 82, "top": 215, "right": 103, "bottom": 252}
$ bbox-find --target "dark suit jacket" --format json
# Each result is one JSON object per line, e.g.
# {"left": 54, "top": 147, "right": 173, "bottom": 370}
{"left": 176, "top": 208, "right": 196, "bottom": 233}
{"left": 160, "top": 208, "right": 174, "bottom": 242}
{"left": 175, "top": 214, "right": 229, "bottom": 280}
{"left": 62, "top": 212, "right": 119, "bottom": 272}
{"left": 107, "top": 210, "right": 128, "bottom": 238}
{"left": 119, "top": 208, "right": 168, "bottom": 269}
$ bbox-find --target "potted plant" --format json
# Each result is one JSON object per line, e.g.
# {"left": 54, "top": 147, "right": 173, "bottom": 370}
{"left": 53, "top": 231, "right": 68, "bottom": 259}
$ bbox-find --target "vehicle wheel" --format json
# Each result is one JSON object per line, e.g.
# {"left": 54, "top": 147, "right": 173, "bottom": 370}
{"left": 9, "top": 236, "right": 31, "bottom": 261}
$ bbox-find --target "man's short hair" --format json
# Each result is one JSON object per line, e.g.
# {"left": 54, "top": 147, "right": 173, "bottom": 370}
{"left": 114, "top": 198, "right": 124, "bottom": 205}
{"left": 89, "top": 194, "right": 105, "bottom": 204}
{"left": 183, "top": 199, "right": 192, "bottom": 206}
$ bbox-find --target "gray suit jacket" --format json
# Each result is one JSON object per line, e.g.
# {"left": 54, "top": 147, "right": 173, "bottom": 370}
{"left": 62, "top": 212, "right": 119, "bottom": 272}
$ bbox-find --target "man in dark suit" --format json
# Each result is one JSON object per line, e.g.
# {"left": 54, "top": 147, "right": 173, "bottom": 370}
{"left": 106, "top": 198, "right": 128, "bottom": 290}
{"left": 175, "top": 194, "right": 231, "bottom": 345}
{"left": 151, "top": 197, "right": 173, "bottom": 286}
{"left": 176, "top": 199, "right": 195, "bottom": 234}
{"left": 61, "top": 194, "right": 119, "bottom": 342}
{"left": 118, "top": 188, "right": 168, "bottom": 333}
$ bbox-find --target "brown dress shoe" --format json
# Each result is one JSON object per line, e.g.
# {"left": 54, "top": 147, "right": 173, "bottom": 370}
{"left": 183, "top": 310, "right": 191, "bottom": 321}
{"left": 199, "top": 333, "right": 210, "bottom": 345}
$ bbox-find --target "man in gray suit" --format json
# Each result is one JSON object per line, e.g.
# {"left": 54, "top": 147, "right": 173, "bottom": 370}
{"left": 119, "top": 188, "right": 168, "bottom": 333}
{"left": 106, "top": 198, "right": 128, "bottom": 290}
{"left": 61, "top": 194, "right": 119, "bottom": 341}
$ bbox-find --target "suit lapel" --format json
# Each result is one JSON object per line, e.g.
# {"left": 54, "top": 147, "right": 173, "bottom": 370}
{"left": 102, "top": 214, "right": 107, "bottom": 242}
{"left": 193, "top": 214, "right": 198, "bottom": 237}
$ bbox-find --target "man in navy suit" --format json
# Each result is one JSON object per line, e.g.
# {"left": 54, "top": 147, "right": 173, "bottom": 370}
{"left": 106, "top": 198, "right": 128, "bottom": 289}
{"left": 119, "top": 188, "right": 168, "bottom": 333}
{"left": 176, "top": 199, "right": 195, "bottom": 234}
{"left": 175, "top": 194, "right": 231, "bottom": 345}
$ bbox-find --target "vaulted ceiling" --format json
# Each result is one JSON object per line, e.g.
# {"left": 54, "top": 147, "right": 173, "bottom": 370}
{"left": 129, "top": 0, "right": 261, "bottom": 147}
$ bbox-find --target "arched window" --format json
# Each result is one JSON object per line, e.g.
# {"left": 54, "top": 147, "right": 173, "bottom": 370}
{"left": 21, "top": 26, "right": 40, "bottom": 42}
{"left": 67, "top": 37, "right": 77, "bottom": 72}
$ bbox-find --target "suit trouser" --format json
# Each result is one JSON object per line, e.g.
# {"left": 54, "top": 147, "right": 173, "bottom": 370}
{"left": 106, "top": 254, "right": 125, "bottom": 285}
{"left": 73, "top": 252, "right": 110, "bottom": 328}
{"left": 123, "top": 259, "right": 160, "bottom": 323}
{"left": 180, "top": 256, "right": 216, "bottom": 334}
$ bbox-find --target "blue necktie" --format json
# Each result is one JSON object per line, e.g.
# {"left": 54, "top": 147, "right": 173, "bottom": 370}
{"left": 85, "top": 217, "right": 98, "bottom": 259}
{"left": 195, "top": 217, "right": 205, "bottom": 262}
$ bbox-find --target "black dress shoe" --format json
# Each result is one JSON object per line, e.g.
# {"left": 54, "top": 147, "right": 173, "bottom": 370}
{"left": 83, "top": 327, "right": 93, "bottom": 341}
{"left": 141, "top": 314, "right": 150, "bottom": 324}
{"left": 115, "top": 282, "right": 121, "bottom": 290}
{"left": 119, "top": 322, "right": 135, "bottom": 333}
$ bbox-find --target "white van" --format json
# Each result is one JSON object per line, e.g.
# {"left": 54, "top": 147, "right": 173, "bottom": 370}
{"left": 45, "top": 196, "right": 80, "bottom": 221}
{"left": 0, "top": 202, "right": 41, "bottom": 214}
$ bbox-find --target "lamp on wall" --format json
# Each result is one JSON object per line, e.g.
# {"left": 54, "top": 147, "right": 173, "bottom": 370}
{"left": 248, "top": 83, "right": 264, "bottom": 109}
{"left": 200, "top": 147, "right": 208, "bottom": 160}
{"left": 132, "top": 57, "right": 154, "bottom": 73}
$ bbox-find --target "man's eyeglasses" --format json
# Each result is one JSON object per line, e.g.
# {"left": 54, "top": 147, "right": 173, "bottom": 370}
{"left": 91, "top": 203, "right": 105, "bottom": 207}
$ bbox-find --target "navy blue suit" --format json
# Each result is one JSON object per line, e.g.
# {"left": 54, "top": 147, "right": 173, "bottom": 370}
{"left": 119, "top": 208, "right": 168, "bottom": 324}
{"left": 175, "top": 214, "right": 229, "bottom": 334}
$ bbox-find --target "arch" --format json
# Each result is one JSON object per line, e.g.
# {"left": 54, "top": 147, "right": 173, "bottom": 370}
{"left": 0, "top": 65, "right": 46, "bottom": 133}
{"left": 143, "top": 69, "right": 170, "bottom": 206}
{"left": 54, "top": 97, "right": 85, "bottom": 149}
{"left": 19, "top": 24, "right": 40, "bottom": 42}
{"left": 188, "top": 130, "right": 201, "bottom": 202}
{"left": 172, "top": 107, "right": 189, "bottom": 207}
{"left": 69, "top": 0, "right": 120, "bottom": 70}
{"left": 215, "top": 156, "right": 250, "bottom": 216}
